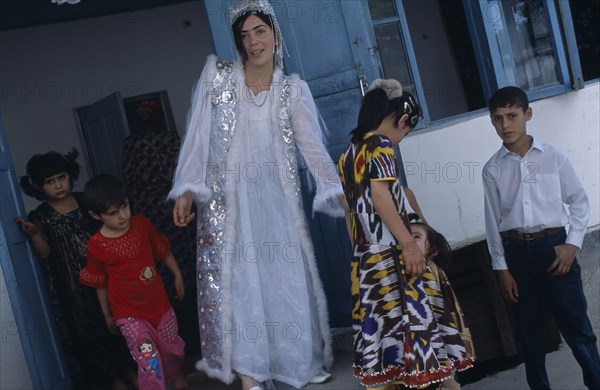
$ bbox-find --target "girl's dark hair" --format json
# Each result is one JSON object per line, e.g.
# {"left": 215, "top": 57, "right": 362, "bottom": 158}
{"left": 19, "top": 148, "right": 80, "bottom": 201}
{"left": 232, "top": 11, "right": 273, "bottom": 62}
{"left": 84, "top": 174, "right": 127, "bottom": 214}
{"left": 412, "top": 221, "right": 452, "bottom": 270}
{"left": 350, "top": 89, "right": 421, "bottom": 143}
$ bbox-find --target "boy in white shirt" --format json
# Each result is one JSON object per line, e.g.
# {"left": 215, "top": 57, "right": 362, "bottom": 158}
{"left": 482, "top": 86, "right": 600, "bottom": 389}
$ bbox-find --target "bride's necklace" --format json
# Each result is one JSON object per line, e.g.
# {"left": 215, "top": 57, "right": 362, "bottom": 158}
{"left": 245, "top": 67, "right": 273, "bottom": 107}
{"left": 250, "top": 88, "right": 269, "bottom": 107}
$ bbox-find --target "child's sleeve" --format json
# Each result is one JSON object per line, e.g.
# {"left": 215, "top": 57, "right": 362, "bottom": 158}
{"left": 27, "top": 211, "right": 48, "bottom": 240}
{"left": 143, "top": 217, "right": 172, "bottom": 261}
{"left": 79, "top": 243, "right": 107, "bottom": 289}
{"left": 368, "top": 138, "right": 397, "bottom": 181}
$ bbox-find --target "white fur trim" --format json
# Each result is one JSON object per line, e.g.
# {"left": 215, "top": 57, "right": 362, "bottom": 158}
{"left": 313, "top": 188, "right": 345, "bottom": 218}
{"left": 195, "top": 358, "right": 236, "bottom": 384}
{"left": 167, "top": 183, "right": 212, "bottom": 203}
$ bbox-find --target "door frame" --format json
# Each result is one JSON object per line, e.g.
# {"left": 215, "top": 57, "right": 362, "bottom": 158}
{"left": 0, "top": 119, "right": 72, "bottom": 389}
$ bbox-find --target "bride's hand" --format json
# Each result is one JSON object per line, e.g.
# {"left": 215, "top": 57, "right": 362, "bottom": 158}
{"left": 173, "top": 193, "right": 195, "bottom": 227}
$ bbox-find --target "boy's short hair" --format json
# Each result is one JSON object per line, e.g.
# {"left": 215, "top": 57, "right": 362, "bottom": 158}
{"left": 84, "top": 174, "right": 127, "bottom": 214}
{"left": 488, "top": 86, "right": 529, "bottom": 112}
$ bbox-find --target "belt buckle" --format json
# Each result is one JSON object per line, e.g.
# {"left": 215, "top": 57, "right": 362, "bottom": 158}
{"left": 521, "top": 232, "right": 535, "bottom": 240}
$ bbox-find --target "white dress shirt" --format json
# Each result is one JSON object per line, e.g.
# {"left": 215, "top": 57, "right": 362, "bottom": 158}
{"left": 483, "top": 137, "right": 589, "bottom": 270}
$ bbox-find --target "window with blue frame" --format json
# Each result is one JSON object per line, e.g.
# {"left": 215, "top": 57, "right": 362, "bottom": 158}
{"left": 569, "top": 0, "right": 599, "bottom": 81}
{"left": 367, "top": 0, "right": 583, "bottom": 126}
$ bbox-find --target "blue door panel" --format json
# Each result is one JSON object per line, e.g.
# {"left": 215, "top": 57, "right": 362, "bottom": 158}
{"left": 278, "top": 1, "right": 380, "bottom": 328}
{"left": 313, "top": 88, "right": 364, "bottom": 156}
{"left": 76, "top": 92, "right": 130, "bottom": 178}
{"left": 204, "top": 0, "right": 237, "bottom": 60}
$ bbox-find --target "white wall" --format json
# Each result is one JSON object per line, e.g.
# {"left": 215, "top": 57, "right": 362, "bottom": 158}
{"left": 0, "top": 1, "right": 212, "bottom": 212}
{"left": 400, "top": 82, "right": 600, "bottom": 248}
{"left": 0, "top": 265, "right": 33, "bottom": 390}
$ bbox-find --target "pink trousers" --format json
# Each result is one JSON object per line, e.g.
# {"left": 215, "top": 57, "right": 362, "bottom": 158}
{"left": 116, "top": 309, "right": 185, "bottom": 390}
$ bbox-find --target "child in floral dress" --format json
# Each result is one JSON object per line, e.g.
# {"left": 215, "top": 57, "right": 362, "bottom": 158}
{"left": 337, "top": 80, "right": 473, "bottom": 389}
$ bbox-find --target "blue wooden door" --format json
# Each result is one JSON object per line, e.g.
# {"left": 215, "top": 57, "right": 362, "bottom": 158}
{"left": 0, "top": 120, "right": 72, "bottom": 389}
{"left": 76, "top": 92, "right": 130, "bottom": 178}
{"left": 205, "top": 0, "right": 381, "bottom": 327}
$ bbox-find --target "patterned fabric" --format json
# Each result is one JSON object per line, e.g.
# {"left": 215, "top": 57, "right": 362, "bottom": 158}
{"left": 116, "top": 309, "right": 185, "bottom": 389}
{"left": 28, "top": 193, "right": 131, "bottom": 386}
{"left": 427, "top": 262, "right": 476, "bottom": 359}
{"left": 122, "top": 131, "right": 197, "bottom": 299}
{"left": 339, "top": 133, "right": 408, "bottom": 246}
{"left": 78, "top": 270, "right": 106, "bottom": 287}
{"left": 81, "top": 215, "right": 172, "bottom": 328}
{"left": 338, "top": 133, "right": 473, "bottom": 387}
{"left": 122, "top": 130, "right": 200, "bottom": 354}
{"left": 29, "top": 193, "right": 98, "bottom": 291}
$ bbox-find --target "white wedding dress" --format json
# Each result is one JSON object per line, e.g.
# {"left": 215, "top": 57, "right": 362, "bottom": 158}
{"left": 169, "top": 56, "right": 343, "bottom": 388}
{"left": 230, "top": 91, "right": 323, "bottom": 386}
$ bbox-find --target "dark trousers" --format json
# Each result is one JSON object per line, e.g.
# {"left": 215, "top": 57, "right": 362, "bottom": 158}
{"left": 503, "top": 228, "right": 600, "bottom": 390}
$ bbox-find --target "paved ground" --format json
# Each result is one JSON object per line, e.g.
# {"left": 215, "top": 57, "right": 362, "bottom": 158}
{"left": 174, "top": 230, "right": 599, "bottom": 390}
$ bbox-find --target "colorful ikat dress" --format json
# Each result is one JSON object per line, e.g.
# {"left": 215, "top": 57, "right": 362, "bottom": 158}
{"left": 337, "top": 132, "right": 473, "bottom": 388}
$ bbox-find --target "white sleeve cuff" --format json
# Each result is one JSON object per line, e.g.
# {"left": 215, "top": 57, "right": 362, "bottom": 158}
{"left": 313, "top": 188, "right": 345, "bottom": 218}
{"left": 491, "top": 256, "right": 508, "bottom": 271}
{"left": 566, "top": 230, "right": 585, "bottom": 250}
{"left": 168, "top": 183, "right": 212, "bottom": 204}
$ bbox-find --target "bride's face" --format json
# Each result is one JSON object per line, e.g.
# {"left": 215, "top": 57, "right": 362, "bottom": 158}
{"left": 240, "top": 15, "right": 275, "bottom": 68}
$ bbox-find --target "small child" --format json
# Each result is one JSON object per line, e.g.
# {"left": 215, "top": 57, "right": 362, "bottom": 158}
{"left": 483, "top": 86, "right": 600, "bottom": 389}
{"left": 79, "top": 174, "right": 189, "bottom": 390}
{"left": 338, "top": 79, "right": 473, "bottom": 390}
{"left": 411, "top": 221, "right": 476, "bottom": 390}
{"left": 15, "top": 149, "right": 134, "bottom": 389}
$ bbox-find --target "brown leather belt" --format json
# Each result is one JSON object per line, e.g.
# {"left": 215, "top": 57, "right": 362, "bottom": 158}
{"left": 500, "top": 227, "right": 564, "bottom": 240}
